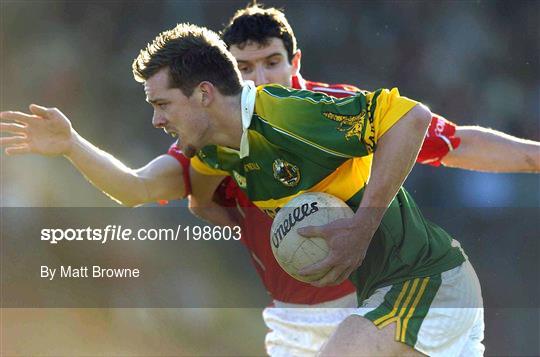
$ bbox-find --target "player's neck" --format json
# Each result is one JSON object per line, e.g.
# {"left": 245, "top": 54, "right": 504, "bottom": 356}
{"left": 209, "top": 93, "right": 243, "bottom": 150}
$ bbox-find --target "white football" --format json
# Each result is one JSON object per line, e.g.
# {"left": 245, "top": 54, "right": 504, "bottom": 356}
{"left": 270, "top": 192, "right": 354, "bottom": 283}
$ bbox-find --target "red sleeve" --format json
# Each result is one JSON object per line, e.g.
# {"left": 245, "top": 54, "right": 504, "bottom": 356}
{"left": 212, "top": 177, "right": 239, "bottom": 207}
{"left": 166, "top": 143, "right": 192, "bottom": 197}
{"left": 417, "top": 114, "right": 461, "bottom": 167}
{"left": 305, "top": 80, "right": 362, "bottom": 98}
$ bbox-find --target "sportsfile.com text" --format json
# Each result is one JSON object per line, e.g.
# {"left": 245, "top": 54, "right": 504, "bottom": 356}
{"left": 41, "top": 225, "right": 242, "bottom": 245}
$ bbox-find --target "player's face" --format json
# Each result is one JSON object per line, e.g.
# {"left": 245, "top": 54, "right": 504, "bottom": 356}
{"left": 230, "top": 37, "right": 300, "bottom": 87}
{"left": 144, "top": 68, "right": 210, "bottom": 158}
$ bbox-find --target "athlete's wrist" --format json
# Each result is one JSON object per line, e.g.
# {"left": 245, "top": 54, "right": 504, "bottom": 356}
{"left": 63, "top": 129, "right": 82, "bottom": 158}
{"left": 350, "top": 207, "right": 385, "bottom": 238}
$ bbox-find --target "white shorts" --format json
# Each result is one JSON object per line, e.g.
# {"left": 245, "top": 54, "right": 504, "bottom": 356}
{"left": 263, "top": 260, "right": 484, "bottom": 357}
{"left": 354, "top": 260, "right": 485, "bottom": 357}
{"left": 263, "top": 293, "right": 357, "bottom": 357}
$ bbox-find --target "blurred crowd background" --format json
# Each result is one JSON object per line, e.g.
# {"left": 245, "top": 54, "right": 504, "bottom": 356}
{"left": 1, "top": 0, "right": 538, "bottom": 356}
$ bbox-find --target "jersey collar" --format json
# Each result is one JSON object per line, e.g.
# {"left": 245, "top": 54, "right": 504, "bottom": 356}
{"left": 239, "top": 80, "right": 256, "bottom": 158}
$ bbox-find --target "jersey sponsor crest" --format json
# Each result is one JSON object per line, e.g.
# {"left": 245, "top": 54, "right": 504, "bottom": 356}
{"left": 272, "top": 159, "right": 301, "bottom": 187}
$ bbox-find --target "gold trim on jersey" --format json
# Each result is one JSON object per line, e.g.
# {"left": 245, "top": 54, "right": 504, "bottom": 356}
{"left": 253, "top": 156, "right": 372, "bottom": 216}
{"left": 366, "top": 88, "right": 419, "bottom": 143}
{"left": 191, "top": 155, "right": 229, "bottom": 176}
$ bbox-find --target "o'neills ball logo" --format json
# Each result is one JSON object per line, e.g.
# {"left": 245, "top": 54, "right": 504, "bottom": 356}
{"left": 273, "top": 159, "right": 301, "bottom": 187}
{"left": 271, "top": 201, "right": 319, "bottom": 249}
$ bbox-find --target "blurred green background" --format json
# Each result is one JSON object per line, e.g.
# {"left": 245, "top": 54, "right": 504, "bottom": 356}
{"left": 1, "top": 1, "right": 539, "bottom": 356}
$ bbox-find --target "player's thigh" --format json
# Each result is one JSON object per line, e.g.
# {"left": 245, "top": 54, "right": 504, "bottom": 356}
{"left": 319, "top": 315, "right": 425, "bottom": 356}
{"left": 264, "top": 305, "right": 356, "bottom": 357}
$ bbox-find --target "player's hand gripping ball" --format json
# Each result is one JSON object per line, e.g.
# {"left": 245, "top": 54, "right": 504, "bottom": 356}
{"left": 270, "top": 192, "right": 354, "bottom": 283}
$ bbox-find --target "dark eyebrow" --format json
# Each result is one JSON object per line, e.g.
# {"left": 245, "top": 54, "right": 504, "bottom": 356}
{"left": 264, "top": 53, "right": 283, "bottom": 60}
{"left": 236, "top": 52, "right": 284, "bottom": 64}
{"left": 146, "top": 98, "right": 168, "bottom": 104}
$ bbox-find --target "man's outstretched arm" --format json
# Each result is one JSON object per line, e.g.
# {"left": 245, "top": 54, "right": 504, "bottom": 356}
{"left": 442, "top": 126, "right": 540, "bottom": 173}
{"left": 416, "top": 114, "right": 539, "bottom": 172}
{"left": 0, "top": 104, "right": 185, "bottom": 206}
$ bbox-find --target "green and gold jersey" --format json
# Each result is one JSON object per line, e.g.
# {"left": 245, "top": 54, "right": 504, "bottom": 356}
{"left": 192, "top": 83, "right": 465, "bottom": 302}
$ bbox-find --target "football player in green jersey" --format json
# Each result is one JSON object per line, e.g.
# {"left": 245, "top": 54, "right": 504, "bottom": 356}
{"left": 130, "top": 23, "right": 479, "bottom": 356}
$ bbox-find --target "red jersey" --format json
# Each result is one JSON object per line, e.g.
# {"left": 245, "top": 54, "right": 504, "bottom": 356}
{"left": 168, "top": 74, "right": 461, "bottom": 304}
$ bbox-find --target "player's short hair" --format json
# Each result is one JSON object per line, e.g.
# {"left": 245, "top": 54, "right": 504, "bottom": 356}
{"left": 133, "top": 23, "right": 242, "bottom": 96}
{"left": 221, "top": 4, "right": 298, "bottom": 63}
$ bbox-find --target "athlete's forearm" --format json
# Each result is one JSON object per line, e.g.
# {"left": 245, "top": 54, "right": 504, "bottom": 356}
{"left": 188, "top": 167, "right": 240, "bottom": 227}
{"left": 65, "top": 132, "right": 161, "bottom": 206}
{"left": 441, "top": 126, "right": 540, "bottom": 173}
{"left": 356, "top": 104, "right": 431, "bottom": 228}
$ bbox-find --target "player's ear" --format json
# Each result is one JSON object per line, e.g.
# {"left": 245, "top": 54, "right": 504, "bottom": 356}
{"left": 291, "top": 49, "right": 302, "bottom": 76}
{"left": 198, "top": 81, "right": 215, "bottom": 107}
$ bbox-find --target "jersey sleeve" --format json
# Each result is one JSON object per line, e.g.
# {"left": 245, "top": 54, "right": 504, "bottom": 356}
{"left": 255, "top": 85, "right": 418, "bottom": 158}
{"left": 366, "top": 88, "right": 419, "bottom": 142}
{"left": 305, "top": 80, "right": 362, "bottom": 98}
{"left": 417, "top": 114, "right": 461, "bottom": 166}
